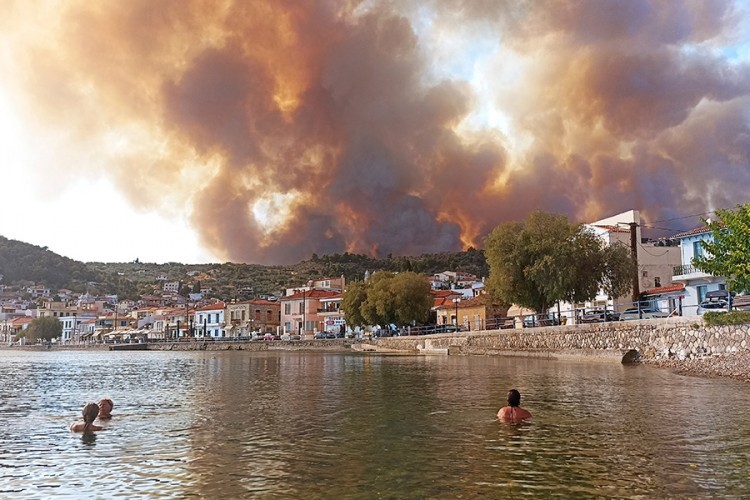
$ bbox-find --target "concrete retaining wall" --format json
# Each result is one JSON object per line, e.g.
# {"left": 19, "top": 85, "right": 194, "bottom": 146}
{"left": 368, "top": 318, "right": 750, "bottom": 362}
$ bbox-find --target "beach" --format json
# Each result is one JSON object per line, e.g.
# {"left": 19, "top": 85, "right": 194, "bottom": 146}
{"left": 642, "top": 350, "right": 750, "bottom": 383}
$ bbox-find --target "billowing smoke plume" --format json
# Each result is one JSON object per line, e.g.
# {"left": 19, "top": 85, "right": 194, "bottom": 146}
{"left": 3, "top": 0, "right": 749, "bottom": 263}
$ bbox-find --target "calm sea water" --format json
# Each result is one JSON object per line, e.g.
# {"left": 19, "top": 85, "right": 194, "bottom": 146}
{"left": 1, "top": 348, "right": 749, "bottom": 498}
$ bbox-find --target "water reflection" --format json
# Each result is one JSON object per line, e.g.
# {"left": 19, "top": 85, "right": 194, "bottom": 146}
{"left": 0, "top": 349, "right": 749, "bottom": 497}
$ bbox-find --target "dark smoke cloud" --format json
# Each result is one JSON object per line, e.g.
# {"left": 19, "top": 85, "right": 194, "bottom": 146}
{"left": 4, "top": 0, "right": 750, "bottom": 263}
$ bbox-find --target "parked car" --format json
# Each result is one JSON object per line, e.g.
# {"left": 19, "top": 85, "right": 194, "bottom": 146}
{"left": 619, "top": 307, "right": 669, "bottom": 321}
{"left": 579, "top": 309, "right": 620, "bottom": 323}
{"left": 314, "top": 332, "right": 327, "bottom": 339}
{"left": 523, "top": 314, "right": 560, "bottom": 328}
{"left": 698, "top": 300, "right": 729, "bottom": 315}
{"left": 263, "top": 333, "right": 275, "bottom": 341}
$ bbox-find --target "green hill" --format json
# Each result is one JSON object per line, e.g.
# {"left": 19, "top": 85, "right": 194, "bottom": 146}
{"left": 0, "top": 235, "right": 488, "bottom": 300}
{"left": 0, "top": 236, "right": 102, "bottom": 290}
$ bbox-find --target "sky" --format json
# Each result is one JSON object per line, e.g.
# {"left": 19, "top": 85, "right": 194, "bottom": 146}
{"left": 1, "top": 0, "right": 749, "bottom": 265}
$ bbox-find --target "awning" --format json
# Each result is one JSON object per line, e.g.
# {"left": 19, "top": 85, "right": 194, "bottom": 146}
{"left": 643, "top": 283, "right": 685, "bottom": 297}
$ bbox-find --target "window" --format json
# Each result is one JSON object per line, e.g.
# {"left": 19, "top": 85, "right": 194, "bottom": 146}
{"left": 298, "top": 301, "right": 304, "bottom": 314}
{"left": 654, "top": 277, "right": 661, "bottom": 287}
{"left": 284, "top": 303, "right": 291, "bottom": 314}
{"left": 693, "top": 241, "right": 703, "bottom": 259}
{"left": 267, "top": 310, "right": 273, "bottom": 321}
{"left": 697, "top": 285, "right": 707, "bottom": 303}
{"left": 255, "top": 309, "right": 260, "bottom": 321}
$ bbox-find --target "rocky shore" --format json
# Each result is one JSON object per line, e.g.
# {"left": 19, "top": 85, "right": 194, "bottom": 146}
{"left": 641, "top": 350, "right": 750, "bottom": 383}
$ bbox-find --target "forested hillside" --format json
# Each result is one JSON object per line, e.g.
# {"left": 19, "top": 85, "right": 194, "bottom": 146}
{"left": 0, "top": 236, "right": 102, "bottom": 290}
{"left": 0, "top": 234, "right": 488, "bottom": 300}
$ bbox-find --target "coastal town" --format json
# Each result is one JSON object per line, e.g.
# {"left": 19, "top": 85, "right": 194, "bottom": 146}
{"left": 1, "top": 209, "right": 745, "bottom": 347}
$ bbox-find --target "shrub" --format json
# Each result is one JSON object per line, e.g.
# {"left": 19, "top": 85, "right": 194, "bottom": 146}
{"left": 703, "top": 310, "right": 750, "bottom": 326}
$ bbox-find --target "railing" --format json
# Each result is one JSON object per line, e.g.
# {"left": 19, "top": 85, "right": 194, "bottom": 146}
{"left": 673, "top": 264, "right": 706, "bottom": 276}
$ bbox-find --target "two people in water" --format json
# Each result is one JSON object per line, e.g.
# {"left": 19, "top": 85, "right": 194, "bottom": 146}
{"left": 70, "top": 398, "right": 114, "bottom": 433}
{"left": 497, "top": 389, "right": 532, "bottom": 423}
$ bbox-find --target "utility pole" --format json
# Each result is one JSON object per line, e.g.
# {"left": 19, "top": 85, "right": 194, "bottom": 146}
{"left": 629, "top": 222, "right": 640, "bottom": 304}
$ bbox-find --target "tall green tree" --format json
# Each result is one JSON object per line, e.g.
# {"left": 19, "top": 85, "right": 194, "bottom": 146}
{"left": 361, "top": 272, "right": 397, "bottom": 325}
{"left": 25, "top": 317, "right": 62, "bottom": 342}
{"left": 342, "top": 271, "right": 433, "bottom": 326}
{"left": 341, "top": 280, "right": 369, "bottom": 327}
{"left": 485, "top": 211, "right": 636, "bottom": 313}
{"left": 693, "top": 204, "right": 750, "bottom": 292}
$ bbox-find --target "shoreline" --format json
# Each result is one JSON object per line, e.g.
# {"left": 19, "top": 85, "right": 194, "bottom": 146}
{"left": 641, "top": 350, "right": 750, "bottom": 383}
{"left": 4, "top": 340, "right": 750, "bottom": 383}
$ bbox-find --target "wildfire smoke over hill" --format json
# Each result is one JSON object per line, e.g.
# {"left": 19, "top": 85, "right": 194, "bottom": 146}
{"left": 2, "top": 1, "right": 749, "bottom": 264}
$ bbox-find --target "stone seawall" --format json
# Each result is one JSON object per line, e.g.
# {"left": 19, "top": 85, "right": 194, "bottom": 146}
{"left": 144, "top": 339, "right": 353, "bottom": 352}
{"left": 368, "top": 317, "right": 750, "bottom": 362}
{"left": 6, "top": 319, "right": 748, "bottom": 365}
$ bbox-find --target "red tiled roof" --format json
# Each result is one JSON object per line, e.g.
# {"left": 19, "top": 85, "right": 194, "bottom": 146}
{"left": 643, "top": 283, "right": 685, "bottom": 296}
{"left": 197, "top": 301, "right": 226, "bottom": 311}
{"left": 672, "top": 226, "right": 712, "bottom": 239}
{"left": 319, "top": 293, "right": 342, "bottom": 301}
{"left": 248, "top": 298, "right": 280, "bottom": 305}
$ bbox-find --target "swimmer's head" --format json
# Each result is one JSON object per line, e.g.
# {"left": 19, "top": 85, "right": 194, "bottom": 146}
{"left": 82, "top": 403, "right": 100, "bottom": 423}
{"left": 98, "top": 398, "right": 113, "bottom": 415}
{"left": 507, "top": 389, "right": 521, "bottom": 407}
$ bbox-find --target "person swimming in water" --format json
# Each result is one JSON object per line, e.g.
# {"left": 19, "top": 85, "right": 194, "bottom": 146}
{"left": 98, "top": 398, "right": 114, "bottom": 419}
{"left": 497, "top": 389, "right": 532, "bottom": 423}
{"left": 70, "top": 402, "right": 103, "bottom": 433}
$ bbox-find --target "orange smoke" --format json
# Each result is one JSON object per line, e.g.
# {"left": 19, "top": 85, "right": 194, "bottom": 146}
{"left": 2, "top": 0, "right": 749, "bottom": 263}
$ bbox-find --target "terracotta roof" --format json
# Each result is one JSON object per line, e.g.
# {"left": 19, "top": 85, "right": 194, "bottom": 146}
{"left": 433, "top": 296, "right": 469, "bottom": 309}
{"left": 248, "top": 298, "right": 280, "bottom": 305}
{"left": 197, "top": 301, "right": 226, "bottom": 311}
{"left": 319, "top": 293, "right": 343, "bottom": 301}
{"left": 643, "top": 283, "right": 685, "bottom": 296}
{"left": 672, "top": 226, "right": 712, "bottom": 239}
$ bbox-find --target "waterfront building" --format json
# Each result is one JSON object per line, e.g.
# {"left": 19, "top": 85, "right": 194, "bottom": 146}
{"left": 318, "top": 293, "right": 344, "bottom": 334}
{"left": 226, "top": 298, "right": 280, "bottom": 337}
{"left": 194, "top": 301, "right": 226, "bottom": 338}
{"left": 434, "top": 294, "right": 508, "bottom": 330}
{"left": 0, "top": 316, "right": 32, "bottom": 343}
{"left": 671, "top": 225, "right": 727, "bottom": 316}
{"left": 280, "top": 288, "right": 340, "bottom": 338}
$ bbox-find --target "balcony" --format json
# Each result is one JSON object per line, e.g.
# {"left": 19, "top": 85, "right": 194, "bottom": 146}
{"left": 673, "top": 264, "right": 697, "bottom": 276}
{"left": 672, "top": 263, "right": 711, "bottom": 282}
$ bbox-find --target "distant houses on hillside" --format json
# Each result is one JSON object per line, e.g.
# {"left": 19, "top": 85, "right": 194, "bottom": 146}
{"left": 0, "top": 207, "right": 744, "bottom": 344}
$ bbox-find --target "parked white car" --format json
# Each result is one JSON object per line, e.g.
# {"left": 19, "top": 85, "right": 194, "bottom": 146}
{"left": 619, "top": 307, "right": 669, "bottom": 321}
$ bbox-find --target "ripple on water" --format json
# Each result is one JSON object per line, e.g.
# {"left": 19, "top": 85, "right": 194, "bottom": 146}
{"left": 1, "top": 349, "right": 750, "bottom": 497}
